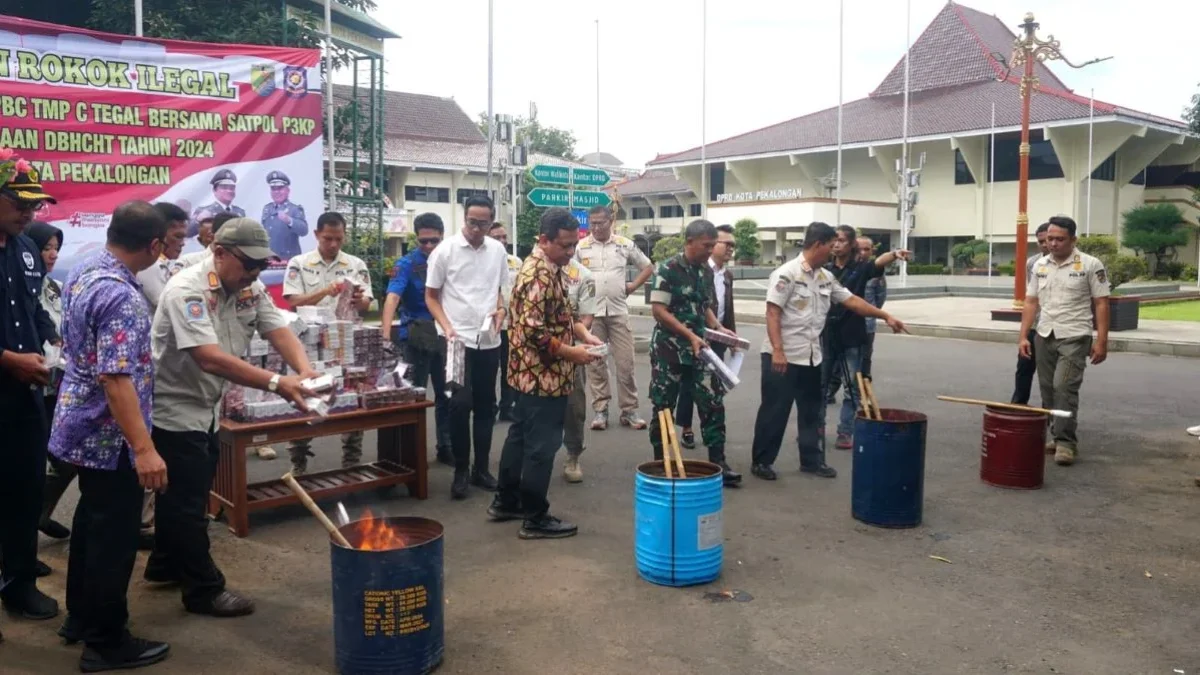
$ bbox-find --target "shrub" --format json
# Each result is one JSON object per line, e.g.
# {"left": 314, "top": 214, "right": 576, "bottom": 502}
{"left": 1076, "top": 234, "right": 1118, "bottom": 258}
{"left": 1120, "top": 202, "right": 1192, "bottom": 275}
{"left": 907, "top": 263, "right": 946, "bottom": 275}
{"left": 652, "top": 235, "right": 683, "bottom": 261}
{"left": 996, "top": 262, "right": 1016, "bottom": 276}
{"left": 1155, "top": 260, "right": 1186, "bottom": 280}
{"left": 1183, "top": 264, "right": 1199, "bottom": 282}
{"left": 950, "top": 239, "right": 989, "bottom": 268}
{"left": 732, "top": 218, "right": 761, "bottom": 264}
{"left": 1105, "top": 255, "right": 1148, "bottom": 292}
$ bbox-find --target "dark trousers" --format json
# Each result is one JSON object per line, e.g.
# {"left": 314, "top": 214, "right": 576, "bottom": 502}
{"left": 0, "top": 391, "right": 47, "bottom": 596}
{"left": 66, "top": 451, "right": 142, "bottom": 647}
{"left": 497, "top": 393, "right": 568, "bottom": 518}
{"left": 42, "top": 394, "right": 79, "bottom": 525}
{"left": 147, "top": 426, "right": 226, "bottom": 608}
{"left": 675, "top": 344, "right": 726, "bottom": 429}
{"left": 402, "top": 339, "right": 450, "bottom": 453}
{"left": 860, "top": 332, "right": 877, "bottom": 379}
{"left": 1011, "top": 328, "right": 1038, "bottom": 405}
{"left": 448, "top": 346, "right": 501, "bottom": 472}
{"left": 750, "top": 353, "right": 824, "bottom": 469}
{"left": 497, "top": 330, "right": 517, "bottom": 415}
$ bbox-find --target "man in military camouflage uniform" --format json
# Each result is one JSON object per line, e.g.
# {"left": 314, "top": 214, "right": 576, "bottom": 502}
{"left": 647, "top": 219, "right": 742, "bottom": 485}
{"left": 560, "top": 256, "right": 596, "bottom": 483}
{"left": 188, "top": 169, "right": 244, "bottom": 236}
{"left": 260, "top": 171, "right": 308, "bottom": 260}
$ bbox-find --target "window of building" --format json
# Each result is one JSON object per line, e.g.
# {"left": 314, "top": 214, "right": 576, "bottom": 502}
{"left": 631, "top": 206, "right": 654, "bottom": 220}
{"left": 405, "top": 185, "right": 450, "bottom": 203}
{"left": 1129, "top": 169, "right": 1146, "bottom": 186}
{"left": 689, "top": 203, "right": 702, "bottom": 217}
{"left": 456, "top": 188, "right": 490, "bottom": 204}
{"left": 708, "top": 163, "right": 725, "bottom": 202}
{"left": 1090, "top": 153, "right": 1115, "bottom": 181}
{"left": 954, "top": 148, "right": 976, "bottom": 185}
{"left": 988, "top": 130, "right": 1064, "bottom": 182}
{"left": 659, "top": 204, "right": 683, "bottom": 218}
{"left": 1144, "top": 164, "right": 1190, "bottom": 188}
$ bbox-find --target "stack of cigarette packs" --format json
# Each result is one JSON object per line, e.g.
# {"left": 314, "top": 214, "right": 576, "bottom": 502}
{"left": 704, "top": 328, "right": 751, "bottom": 351}
{"left": 700, "top": 346, "right": 740, "bottom": 390}
{"left": 445, "top": 336, "right": 466, "bottom": 390}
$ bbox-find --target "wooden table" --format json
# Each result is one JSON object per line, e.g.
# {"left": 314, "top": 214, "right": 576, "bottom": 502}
{"left": 210, "top": 401, "right": 433, "bottom": 537}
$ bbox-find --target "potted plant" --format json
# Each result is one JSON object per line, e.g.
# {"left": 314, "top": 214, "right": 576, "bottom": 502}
{"left": 732, "top": 218, "right": 761, "bottom": 266}
{"left": 1076, "top": 235, "right": 1148, "bottom": 332}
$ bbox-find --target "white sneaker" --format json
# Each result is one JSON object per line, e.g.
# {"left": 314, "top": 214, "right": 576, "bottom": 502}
{"left": 1187, "top": 425, "right": 1200, "bottom": 437}
{"left": 256, "top": 446, "right": 278, "bottom": 460}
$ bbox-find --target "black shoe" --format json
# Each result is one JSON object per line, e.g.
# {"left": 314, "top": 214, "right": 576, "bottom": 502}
{"left": 142, "top": 566, "right": 180, "bottom": 585}
{"left": 751, "top": 464, "right": 777, "bottom": 481}
{"left": 716, "top": 461, "right": 742, "bottom": 486}
{"left": 470, "top": 468, "right": 498, "bottom": 491}
{"left": 39, "top": 517, "right": 71, "bottom": 540}
{"left": 486, "top": 498, "right": 524, "bottom": 522}
{"left": 80, "top": 635, "right": 170, "bottom": 672}
{"left": 184, "top": 590, "right": 255, "bottom": 618}
{"left": 58, "top": 614, "right": 83, "bottom": 644}
{"left": 801, "top": 464, "right": 838, "bottom": 478}
{"left": 35, "top": 559, "right": 52, "bottom": 577}
{"left": 518, "top": 514, "right": 578, "bottom": 540}
{"left": 137, "top": 529, "right": 155, "bottom": 551}
{"left": 435, "top": 449, "right": 455, "bottom": 467}
{"left": 1, "top": 585, "right": 59, "bottom": 620}
{"left": 450, "top": 471, "right": 469, "bottom": 500}
{"left": 680, "top": 430, "right": 696, "bottom": 450}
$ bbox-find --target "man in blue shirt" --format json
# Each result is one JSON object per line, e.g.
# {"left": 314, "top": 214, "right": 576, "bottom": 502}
{"left": 379, "top": 213, "right": 451, "bottom": 466}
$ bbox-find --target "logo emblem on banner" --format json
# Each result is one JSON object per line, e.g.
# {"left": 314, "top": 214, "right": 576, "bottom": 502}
{"left": 283, "top": 67, "right": 307, "bottom": 98}
{"left": 250, "top": 65, "right": 276, "bottom": 96}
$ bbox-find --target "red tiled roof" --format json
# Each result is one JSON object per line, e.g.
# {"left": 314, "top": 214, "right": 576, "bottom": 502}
{"left": 649, "top": 2, "right": 1187, "bottom": 167}
{"left": 332, "top": 85, "right": 485, "bottom": 144}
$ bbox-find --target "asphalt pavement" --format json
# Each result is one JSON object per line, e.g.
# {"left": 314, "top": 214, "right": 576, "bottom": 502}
{"left": 4, "top": 320, "right": 1199, "bottom": 674}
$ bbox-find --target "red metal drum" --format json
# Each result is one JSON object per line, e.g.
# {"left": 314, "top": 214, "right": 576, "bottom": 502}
{"left": 980, "top": 407, "right": 1048, "bottom": 489}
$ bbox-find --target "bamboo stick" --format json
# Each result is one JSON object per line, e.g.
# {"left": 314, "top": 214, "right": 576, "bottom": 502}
{"left": 863, "top": 378, "right": 882, "bottom": 421}
{"left": 936, "top": 395, "right": 1072, "bottom": 418}
{"left": 855, "top": 372, "right": 872, "bottom": 419}
{"left": 663, "top": 408, "right": 687, "bottom": 477}
{"left": 281, "top": 472, "right": 354, "bottom": 548}
{"left": 657, "top": 410, "right": 674, "bottom": 478}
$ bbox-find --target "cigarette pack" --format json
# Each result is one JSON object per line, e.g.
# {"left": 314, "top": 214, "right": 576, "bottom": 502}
{"left": 700, "top": 346, "right": 740, "bottom": 390}
{"left": 334, "top": 280, "right": 358, "bottom": 321}
{"left": 586, "top": 343, "right": 610, "bottom": 358}
{"left": 297, "top": 305, "right": 335, "bottom": 325}
{"left": 300, "top": 374, "right": 335, "bottom": 393}
{"left": 247, "top": 338, "right": 270, "bottom": 357}
{"left": 704, "top": 328, "right": 751, "bottom": 351}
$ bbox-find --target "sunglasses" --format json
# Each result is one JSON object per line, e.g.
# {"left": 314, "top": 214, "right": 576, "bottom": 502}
{"left": 418, "top": 237, "right": 441, "bottom": 245}
{"left": 230, "top": 248, "right": 270, "bottom": 272}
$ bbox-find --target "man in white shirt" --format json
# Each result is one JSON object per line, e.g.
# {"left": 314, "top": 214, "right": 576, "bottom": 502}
{"left": 1018, "top": 215, "right": 1109, "bottom": 466}
{"left": 137, "top": 203, "right": 189, "bottom": 313}
{"left": 487, "top": 222, "right": 523, "bottom": 423}
{"left": 425, "top": 196, "right": 508, "bottom": 499}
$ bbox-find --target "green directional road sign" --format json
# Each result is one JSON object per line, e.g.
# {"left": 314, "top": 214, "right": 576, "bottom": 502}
{"left": 531, "top": 164, "right": 571, "bottom": 185}
{"left": 527, "top": 187, "right": 612, "bottom": 209}
{"left": 527, "top": 187, "right": 571, "bottom": 207}
{"left": 569, "top": 167, "right": 610, "bottom": 187}
{"left": 570, "top": 191, "right": 611, "bottom": 209}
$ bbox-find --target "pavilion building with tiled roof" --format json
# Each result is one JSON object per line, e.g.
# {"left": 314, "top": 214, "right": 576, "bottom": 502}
{"left": 616, "top": 1, "right": 1200, "bottom": 265}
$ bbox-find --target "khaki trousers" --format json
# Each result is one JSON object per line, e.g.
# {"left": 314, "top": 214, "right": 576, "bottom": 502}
{"left": 564, "top": 367, "right": 588, "bottom": 456}
{"left": 586, "top": 315, "right": 639, "bottom": 415}
{"left": 1034, "top": 333, "right": 1091, "bottom": 451}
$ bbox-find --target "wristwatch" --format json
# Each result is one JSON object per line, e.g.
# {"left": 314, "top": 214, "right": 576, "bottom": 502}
{"left": 268, "top": 374, "right": 281, "bottom": 393}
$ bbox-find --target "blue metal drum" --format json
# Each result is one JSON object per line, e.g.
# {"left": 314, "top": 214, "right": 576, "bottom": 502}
{"left": 851, "top": 409, "right": 928, "bottom": 528}
{"left": 634, "top": 460, "right": 724, "bottom": 586}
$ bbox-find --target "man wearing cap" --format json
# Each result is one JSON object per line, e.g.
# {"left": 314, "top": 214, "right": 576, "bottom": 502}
{"left": 261, "top": 170, "right": 308, "bottom": 260}
{"left": 147, "top": 217, "right": 317, "bottom": 617}
{"left": 189, "top": 169, "right": 244, "bottom": 236}
{"left": 0, "top": 154, "right": 61, "bottom": 626}
{"left": 283, "top": 211, "right": 373, "bottom": 474}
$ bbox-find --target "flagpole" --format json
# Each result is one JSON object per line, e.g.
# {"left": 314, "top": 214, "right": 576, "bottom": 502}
{"left": 699, "top": 0, "right": 707, "bottom": 219}
{"left": 324, "top": 0, "right": 336, "bottom": 210}
{"left": 835, "top": 0, "right": 844, "bottom": 226}
{"left": 898, "top": 0, "right": 911, "bottom": 287}
{"left": 1086, "top": 88, "right": 1094, "bottom": 236}
{"left": 987, "top": 102, "right": 996, "bottom": 287}
{"left": 485, "top": 0, "right": 495, "bottom": 198}
{"left": 595, "top": 19, "right": 601, "bottom": 155}
{"left": 134, "top": 0, "right": 144, "bottom": 36}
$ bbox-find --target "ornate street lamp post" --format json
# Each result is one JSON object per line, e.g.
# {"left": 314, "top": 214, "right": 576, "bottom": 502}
{"left": 997, "top": 13, "right": 1109, "bottom": 308}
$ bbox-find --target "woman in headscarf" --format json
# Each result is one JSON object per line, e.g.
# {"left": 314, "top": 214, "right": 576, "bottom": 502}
{"left": 26, "top": 221, "right": 74, "bottom": 542}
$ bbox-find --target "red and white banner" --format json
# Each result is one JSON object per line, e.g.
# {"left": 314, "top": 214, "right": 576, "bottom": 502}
{"left": 0, "top": 16, "right": 323, "bottom": 265}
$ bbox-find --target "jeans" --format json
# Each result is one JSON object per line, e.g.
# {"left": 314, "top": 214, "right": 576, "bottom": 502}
{"left": 401, "top": 338, "right": 450, "bottom": 455}
{"left": 448, "top": 345, "right": 501, "bottom": 472}
{"left": 147, "top": 426, "right": 226, "bottom": 608}
{"left": 0, "top": 390, "right": 47, "bottom": 597}
{"left": 675, "top": 344, "right": 726, "bottom": 429}
{"left": 750, "top": 354, "right": 824, "bottom": 468}
{"left": 1035, "top": 333, "right": 1092, "bottom": 451}
{"left": 819, "top": 340, "right": 863, "bottom": 438}
{"left": 497, "top": 393, "right": 569, "bottom": 518}
{"left": 66, "top": 451, "right": 142, "bottom": 647}
{"left": 860, "top": 332, "right": 877, "bottom": 379}
{"left": 1011, "top": 328, "right": 1038, "bottom": 405}
{"left": 497, "top": 330, "right": 517, "bottom": 416}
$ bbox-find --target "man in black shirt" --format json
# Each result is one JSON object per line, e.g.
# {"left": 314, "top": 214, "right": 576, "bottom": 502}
{"left": 0, "top": 159, "right": 61, "bottom": 633}
{"left": 819, "top": 225, "right": 910, "bottom": 450}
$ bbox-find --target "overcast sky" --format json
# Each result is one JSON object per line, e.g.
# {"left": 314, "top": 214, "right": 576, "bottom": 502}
{"left": 364, "top": 0, "right": 1198, "bottom": 169}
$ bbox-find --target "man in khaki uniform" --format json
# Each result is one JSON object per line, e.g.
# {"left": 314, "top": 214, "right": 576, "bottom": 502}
{"left": 574, "top": 205, "right": 654, "bottom": 431}
{"left": 149, "top": 218, "right": 317, "bottom": 616}
{"left": 561, "top": 257, "right": 597, "bottom": 482}
{"left": 1019, "top": 215, "right": 1109, "bottom": 467}
{"left": 488, "top": 222, "right": 523, "bottom": 422}
{"left": 282, "top": 211, "right": 373, "bottom": 474}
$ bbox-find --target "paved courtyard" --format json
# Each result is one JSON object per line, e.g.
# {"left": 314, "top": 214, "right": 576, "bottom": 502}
{"left": 5, "top": 323, "right": 1199, "bottom": 674}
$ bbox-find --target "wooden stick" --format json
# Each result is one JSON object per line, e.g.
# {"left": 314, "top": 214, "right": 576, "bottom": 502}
{"left": 863, "top": 378, "right": 882, "bottom": 421}
{"left": 663, "top": 408, "right": 687, "bottom": 478}
{"left": 281, "top": 472, "right": 354, "bottom": 548}
{"left": 855, "top": 372, "right": 872, "bottom": 419}
{"left": 935, "top": 395, "right": 1071, "bottom": 418}
{"left": 657, "top": 410, "right": 674, "bottom": 478}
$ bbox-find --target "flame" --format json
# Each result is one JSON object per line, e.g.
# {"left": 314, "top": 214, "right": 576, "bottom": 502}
{"left": 352, "top": 509, "right": 408, "bottom": 551}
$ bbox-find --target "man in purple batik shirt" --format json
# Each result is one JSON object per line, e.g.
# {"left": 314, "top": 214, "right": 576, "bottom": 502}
{"left": 49, "top": 201, "right": 172, "bottom": 673}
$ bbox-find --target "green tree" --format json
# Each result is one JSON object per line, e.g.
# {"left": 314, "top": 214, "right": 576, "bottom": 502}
{"left": 950, "top": 239, "right": 989, "bottom": 269}
{"left": 1185, "top": 83, "right": 1200, "bottom": 135}
{"left": 732, "top": 219, "right": 761, "bottom": 265}
{"left": 477, "top": 114, "right": 578, "bottom": 160}
{"left": 652, "top": 235, "right": 683, "bottom": 261}
{"left": 1120, "top": 203, "right": 1192, "bottom": 275}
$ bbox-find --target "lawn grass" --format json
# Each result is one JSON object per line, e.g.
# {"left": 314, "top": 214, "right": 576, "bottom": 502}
{"left": 1139, "top": 300, "right": 1200, "bottom": 322}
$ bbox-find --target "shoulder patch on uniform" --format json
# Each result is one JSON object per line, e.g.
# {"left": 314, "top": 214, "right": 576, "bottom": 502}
{"left": 1095, "top": 268, "right": 1107, "bottom": 284}
{"left": 774, "top": 276, "right": 791, "bottom": 293}
{"left": 287, "top": 268, "right": 299, "bottom": 280}
{"left": 207, "top": 271, "right": 220, "bottom": 290}
{"left": 184, "top": 298, "right": 208, "bottom": 322}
